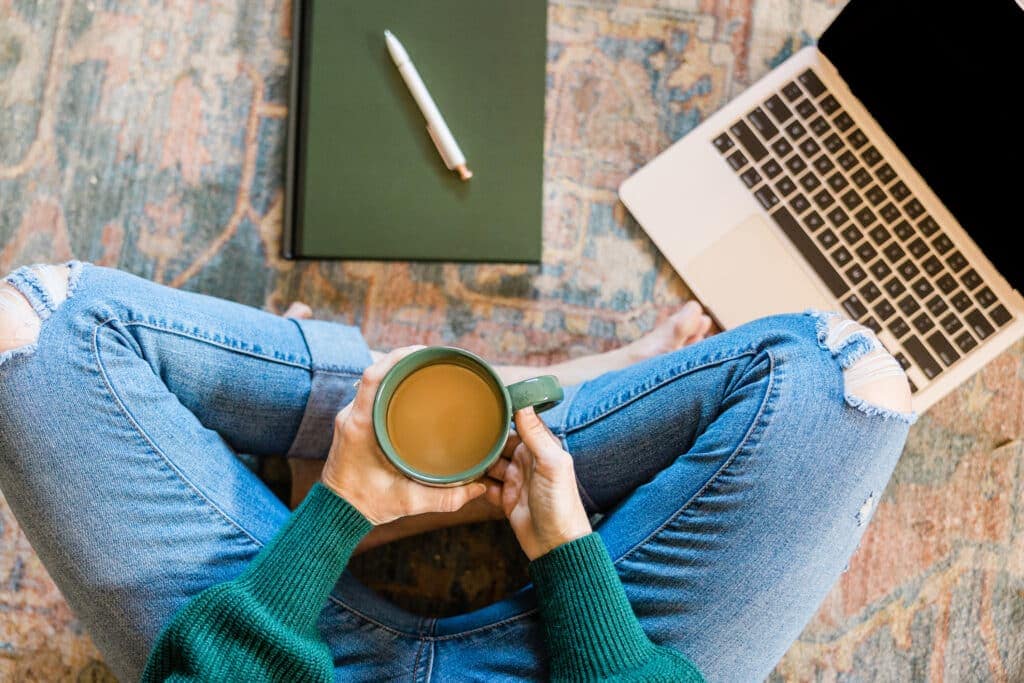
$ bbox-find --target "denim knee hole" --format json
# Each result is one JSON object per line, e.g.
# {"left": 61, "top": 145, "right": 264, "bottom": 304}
{"left": 0, "top": 262, "right": 80, "bottom": 364}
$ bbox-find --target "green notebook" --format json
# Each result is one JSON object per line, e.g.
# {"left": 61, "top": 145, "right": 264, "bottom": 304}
{"left": 284, "top": 0, "right": 548, "bottom": 262}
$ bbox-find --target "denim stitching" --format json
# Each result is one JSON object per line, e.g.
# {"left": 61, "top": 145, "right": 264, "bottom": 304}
{"left": 120, "top": 321, "right": 313, "bottom": 369}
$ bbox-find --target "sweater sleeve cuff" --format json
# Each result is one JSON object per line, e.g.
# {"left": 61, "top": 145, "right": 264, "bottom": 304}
{"left": 236, "top": 482, "right": 372, "bottom": 631}
{"left": 529, "top": 533, "right": 657, "bottom": 678}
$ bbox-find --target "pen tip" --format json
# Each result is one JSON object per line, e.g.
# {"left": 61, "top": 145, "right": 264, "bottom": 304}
{"left": 384, "top": 29, "right": 392, "bottom": 38}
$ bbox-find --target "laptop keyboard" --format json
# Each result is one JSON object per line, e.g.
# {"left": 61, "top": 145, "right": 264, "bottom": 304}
{"left": 712, "top": 68, "right": 1014, "bottom": 393}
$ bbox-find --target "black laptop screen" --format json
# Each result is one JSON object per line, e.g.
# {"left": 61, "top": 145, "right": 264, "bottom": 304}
{"left": 819, "top": 0, "right": 1024, "bottom": 292}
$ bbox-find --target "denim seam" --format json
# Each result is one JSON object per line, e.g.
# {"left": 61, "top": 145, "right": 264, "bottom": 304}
{"left": 611, "top": 349, "right": 778, "bottom": 565}
{"left": 425, "top": 640, "right": 435, "bottom": 681}
{"left": 91, "top": 320, "right": 263, "bottom": 547}
{"left": 288, "top": 317, "right": 369, "bottom": 375}
{"left": 324, "top": 595, "right": 419, "bottom": 637}
{"left": 412, "top": 636, "right": 426, "bottom": 681}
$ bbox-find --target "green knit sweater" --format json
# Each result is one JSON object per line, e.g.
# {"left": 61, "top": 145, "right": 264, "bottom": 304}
{"left": 142, "top": 483, "right": 703, "bottom": 682}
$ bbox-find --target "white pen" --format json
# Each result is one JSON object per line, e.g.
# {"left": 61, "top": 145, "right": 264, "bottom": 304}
{"left": 385, "top": 29, "right": 472, "bottom": 181}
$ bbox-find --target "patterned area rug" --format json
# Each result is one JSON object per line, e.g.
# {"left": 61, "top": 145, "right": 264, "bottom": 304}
{"left": 2, "top": 1, "right": 1022, "bottom": 680}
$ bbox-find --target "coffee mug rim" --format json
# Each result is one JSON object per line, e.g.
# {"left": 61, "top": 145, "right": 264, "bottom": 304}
{"left": 372, "top": 346, "right": 512, "bottom": 486}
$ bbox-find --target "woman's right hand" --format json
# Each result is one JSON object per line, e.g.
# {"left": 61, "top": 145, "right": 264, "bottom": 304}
{"left": 486, "top": 407, "right": 592, "bottom": 561}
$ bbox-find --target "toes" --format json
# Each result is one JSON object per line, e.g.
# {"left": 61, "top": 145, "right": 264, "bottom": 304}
{"left": 670, "top": 301, "right": 704, "bottom": 341}
{"left": 284, "top": 302, "right": 313, "bottom": 319}
{"left": 691, "top": 314, "right": 713, "bottom": 342}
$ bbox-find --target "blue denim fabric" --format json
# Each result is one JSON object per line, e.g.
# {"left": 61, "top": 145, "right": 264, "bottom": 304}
{"left": 0, "top": 263, "right": 912, "bottom": 682}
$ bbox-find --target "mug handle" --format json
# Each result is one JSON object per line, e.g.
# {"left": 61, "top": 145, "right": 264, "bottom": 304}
{"left": 507, "top": 375, "right": 564, "bottom": 414}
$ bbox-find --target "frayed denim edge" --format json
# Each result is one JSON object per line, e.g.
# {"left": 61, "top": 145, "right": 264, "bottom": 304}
{"left": 0, "top": 261, "right": 85, "bottom": 367}
{"left": 805, "top": 308, "right": 918, "bottom": 425}
{"left": 66, "top": 260, "right": 85, "bottom": 298}
{"left": 0, "top": 343, "right": 38, "bottom": 366}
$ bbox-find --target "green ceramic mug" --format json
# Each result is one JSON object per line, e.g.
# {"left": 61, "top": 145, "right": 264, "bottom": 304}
{"left": 372, "top": 346, "right": 563, "bottom": 486}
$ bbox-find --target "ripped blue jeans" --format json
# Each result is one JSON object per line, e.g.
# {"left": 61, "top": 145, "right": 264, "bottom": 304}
{"left": 0, "top": 263, "right": 913, "bottom": 682}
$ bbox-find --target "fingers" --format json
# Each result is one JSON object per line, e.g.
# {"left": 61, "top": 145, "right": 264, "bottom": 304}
{"left": 487, "top": 457, "right": 510, "bottom": 482}
{"left": 414, "top": 481, "right": 487, "bottom": 515}
{"left": 514, "top": 407, "right": 567, "bottom": 473}
{"left": 352, "top": 345, "right": 425, "bottom": 413}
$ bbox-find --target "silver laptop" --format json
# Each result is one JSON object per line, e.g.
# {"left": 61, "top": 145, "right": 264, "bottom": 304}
{"left": 619, "top": 0, "right": 1024, "bottom": 413}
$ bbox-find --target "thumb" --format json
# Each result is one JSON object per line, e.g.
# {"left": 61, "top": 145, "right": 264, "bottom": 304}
{"left": 514, "top": 407, "right": 562, "bottom": 461}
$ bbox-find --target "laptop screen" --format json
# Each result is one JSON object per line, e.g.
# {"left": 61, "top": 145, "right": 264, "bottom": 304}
{"left": 819, "top": 0, "right": 1024, "bottom": 293}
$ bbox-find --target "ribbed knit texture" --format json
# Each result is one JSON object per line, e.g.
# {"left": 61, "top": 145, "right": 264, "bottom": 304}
{"left": 530, "top": 533, "right": 704, "bottom": 682}
{"left": 141, "top": 482, "right": 372, "bottom": 682}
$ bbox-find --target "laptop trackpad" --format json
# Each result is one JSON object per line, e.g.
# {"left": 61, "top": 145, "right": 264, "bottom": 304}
{"left": 686, "top": 213, "right": 834, "bottom": 328}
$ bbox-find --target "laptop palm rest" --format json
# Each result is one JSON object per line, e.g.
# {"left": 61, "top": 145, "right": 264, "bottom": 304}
{"left": 685, "top": 214, "right": 833, "bottom": 328}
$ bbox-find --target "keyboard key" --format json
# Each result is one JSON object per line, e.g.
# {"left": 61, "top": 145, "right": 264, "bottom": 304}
{"left": 951, "top": 290, "right": 972, "bottom": 311}
{"left": 791, "top": 193, "right": 811, "bottom": 214}
{"left": 991, "top": 304, "right": 1013, "bottom": 327}
{"left": 862, "top": 316, "right": 882, "bottom": 334}
{"left": 925, "top": 331, "right": 960, "bottom": 367}
{"left": 861, "top": 146, "right": 882, "bottom": 167}
{"left": 762, "top": 159, "right": 783, "bottom": 179}
{"left": 889, "top": 316, "right": 911, "bottom": 339}
{"left": 869, "top": 259, "right": 892, "bottom": 280}
{"left": 819, "top": 94, "right": 840, "bottom": 114}
{"left": 884, "top": 277, "right": 907, "bottom": 297}
{"left": 883, "top": 242, "right": 905, "bottom": 263}
{"left": 904, "top": 198, "right": 925, "bottom": 218}
{"left": 771, "top": 206, "right": 849, "bottom": 297}
{"left": 814, "top": 189, "right": 835, "bottom": 209}
{"left": 897, "top": 260, "right": 920, "bottom": 280}
{"left": 890, "top": 181, "right": 911, "bottom": 201}
{"left": 833, "top": 246, "right": 853, "bottom": 266}
{"left": 740, "top": 167, "right": 761, "bottom": 188}
{"left": 936, "top": 274, "right": 957, "bottom": 294}
{"left": 813, "top": 155, "right": 835, "bottom": 174}
{"left": 785, "top": 120, "right": 807, "bottom": 141}
{"left": 911, "top": 276, "right": 933, "bottom": 298}
{"left": 764, "top": 94, "right": 793, "bottom": 123}
{"left": 727, "top": 150, "right": 748, "bottom": 170}
{"left": 894, "top": 221, "right": 914, "bottom": 241}
{"left": 926, "top": 295, "right": 948, "bottom": 317}
{"left": 865, "top": 185, "right": 886, "bottom": 206}
{"left": 879, "top": 202, "right": 900, "bottom": 223}
{"left": 922, "top": 255, "right": 943, "bottom": 276}
{"left": 875, "top": 163, "right": 896, "bottom": 184}
{"left": 847, "top": 128, "right": 868, "bottom": 149}
{"left": 907, "top": 237, "right": 929, "bottom": 259}
{"left": 829, "top": 208, "right": 851, "bottom": 228}
{"left": 803, "top": 211, "right": 825, "bottom": 231}
{"left": 798, "top": 69, "right": 826, "bottom": 97}
{"left": 852, "top": 168, "right": 872, "bottom": 188}
{"left": 898, "top": 294, "right": 920, "bottom": 316}
{"left": 799, "top": 172, "right": 821, "bottom": 191}
{"left": 840, "top": 224, "right": 862, "bottom": 243}
{"left": 809, "top": 116, "right": 830, "bottom": 136}
{"left": 799, "top": 138, "right": 821, "bottom": 157}
{"left": 940, "top": 312, "right": 963, "bottom": 334}
{"left": 730, "top": 120, "right": 768, "bottom": 161}
{"left": 841, "top": 294, "right": 868, "bottom": 319}
{"left": 894, "top": 352, "right": 911, "bottom": 370}
{"left": 855, "top": 207, "right": 876, "bottom": 227}
{"left": 913, "top": 312, "right": 935, "bottom": 334}
{"left": 837, "top": 150, "right": 858, "bottom": 170}
{"left": 955, "top": 330, "right": 978, "bottom": 354}
{"left": 869, "top": 225, "right": 890, "bottom": 246}
{"left": 874, "top": 299, "right": 896, "bottom": 320}
{"left": 786, "top": 155, "right": 808, "bottom": 174}
{"left": 828, "top": 173, "right": 850, "bottom": 193}
{"left": 776, "top": 176, "right": 797, "bottom": 197}
{"left": 782, "top": 81, "right": 803, "bottom": 101}
{"left": 976, "top": 287, "right": 997, "bottom": 308}
{"left": 771, "top": 138, "right": 793, "bottom": 157}
{"left": 964, "top": 309, "right": 995, "bottom": 339}
{"left": 818, "top": 228, "right": 839, "bottom": 248}
{"left": 795, "top": 99, "right": 817, "bottom": 119}
{"left": 833, "top": 111, "right": 854, "bottom": 131}
{"left": 918, "top": 216, "right": 940, "bottom": 236}
{"left": 754, "top": 185, "right": 780, "bottom": 210}
{"left": 841, "top": 189, "right": 863, "bottom": 210}
{"left": 961, "top": 269, "right": 982, "bottom": 290}
{"left": 903, "top": 335, "right": 942, "bottom": 379}
{"left": 823, "top": 132, "right": 844, "bottom": 153}
{"left": 932, "top": 233, "right": 954, "bottom": 255}
{"left": 713, "top": 133, "right": 734, "bottom": 153}
{"left": 855, "top": 242, "right": 878, "bottom": 262}
{"left": 946, "top": 251, "right": 968, "bottom": 273}
{"left": 748, "top": 107, "right": 779, "bottom": 140}
{"left": 861, "top": 281, "right": 882, "bottom": 303}
{"left": 846, "top": 263, "right": 867, "bottom": 285}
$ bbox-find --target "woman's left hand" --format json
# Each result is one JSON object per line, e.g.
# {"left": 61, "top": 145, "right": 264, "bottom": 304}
{"left": 320, "top": 346, "right": 488, "bottom": 525}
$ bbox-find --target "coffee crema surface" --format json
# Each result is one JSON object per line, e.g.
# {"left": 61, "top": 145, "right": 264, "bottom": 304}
{"left": 385, "top": 362, "right": 505, "bottom": 477}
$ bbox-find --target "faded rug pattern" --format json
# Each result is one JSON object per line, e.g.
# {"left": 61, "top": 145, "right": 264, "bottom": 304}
{"left": 1, "top": 0, "right": 1022, "bottom": 680}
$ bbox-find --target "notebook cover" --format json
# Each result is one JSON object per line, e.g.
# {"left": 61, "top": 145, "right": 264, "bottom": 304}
{"left": 285, "top": 0, "right": 548, "bottom": 262}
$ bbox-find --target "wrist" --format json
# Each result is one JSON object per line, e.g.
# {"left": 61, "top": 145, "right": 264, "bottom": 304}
{"left": 320, "top": 472, "right": 380, "bottom": 525}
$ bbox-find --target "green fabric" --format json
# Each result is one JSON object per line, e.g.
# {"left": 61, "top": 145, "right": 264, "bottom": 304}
{"left": 529, "top": 533, "right": 704, "bottom": 682}
{"left": 140, "top": 483, "right": 372, "bottom": 682}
